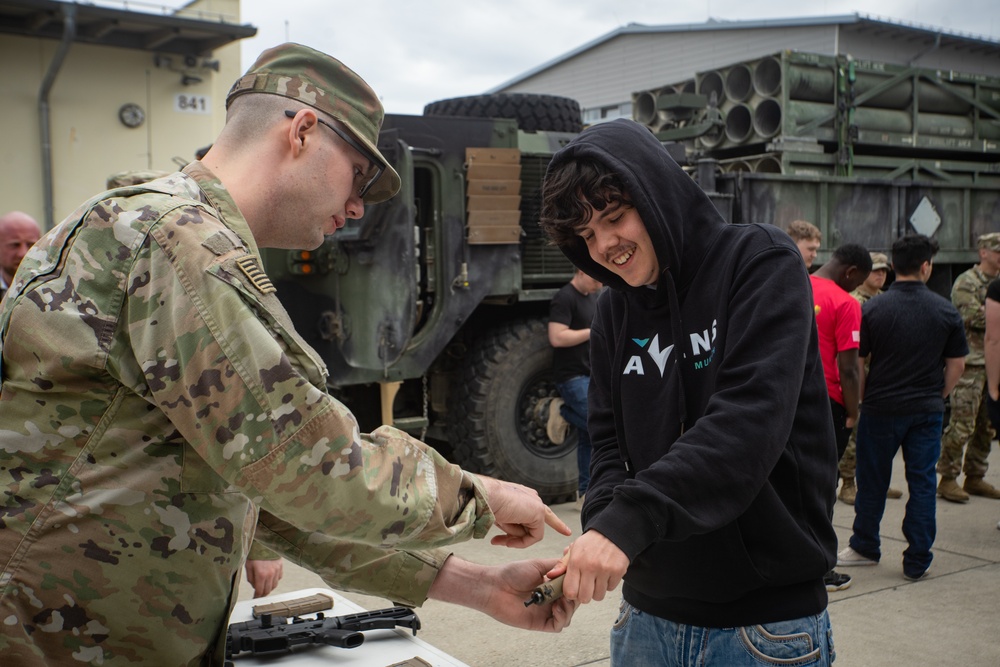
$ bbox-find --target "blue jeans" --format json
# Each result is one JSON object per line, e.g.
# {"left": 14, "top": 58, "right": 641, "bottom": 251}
{"left": 851, "top": 411, "right": 942, "bottom": 578}
{"left": 556, "top": 375, "right": 591, "bottom": 495}
{"left": 610, "top": 600, "right": 835, "bottom": 666}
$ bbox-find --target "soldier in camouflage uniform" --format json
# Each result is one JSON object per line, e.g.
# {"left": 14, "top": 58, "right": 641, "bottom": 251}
{"left": 837, "top": 252, "right": 903, "bottom": 504}
{"left": 106, "top": 170, "right": 286, "bottom": 599}
{"left": 937, "top": 232, "right": 1000, "bottom": 502}
{"left": 0, "top": 44, "right": 573, "bottom": 665}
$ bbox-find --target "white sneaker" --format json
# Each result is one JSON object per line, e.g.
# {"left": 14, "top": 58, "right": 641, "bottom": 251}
{"left": 903, "top": 567, "right": 930, "bottom": 582}
{"left": 837, "top": 546, "right": 877, "bottom": 567}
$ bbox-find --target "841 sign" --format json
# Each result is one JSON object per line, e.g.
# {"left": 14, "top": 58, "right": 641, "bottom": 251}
{"left": 174, "top": 94, "right": 211, "bottom": 114}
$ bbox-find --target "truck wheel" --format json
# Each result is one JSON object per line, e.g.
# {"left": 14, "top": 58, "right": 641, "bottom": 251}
{"left": 423, "top": 93, "right": 583, "bottom": 133}
{"left": 447, "top": 319, "right": 579, "bottom": 504}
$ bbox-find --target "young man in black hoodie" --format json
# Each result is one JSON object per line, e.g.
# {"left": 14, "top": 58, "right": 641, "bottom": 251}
{"left": 539, "top": 119, "right": 838, "bottom": 666}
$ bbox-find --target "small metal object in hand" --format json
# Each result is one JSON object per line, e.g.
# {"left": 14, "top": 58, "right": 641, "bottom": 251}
{"left": 523, "top": 573, "right": 565, "bottom": 606}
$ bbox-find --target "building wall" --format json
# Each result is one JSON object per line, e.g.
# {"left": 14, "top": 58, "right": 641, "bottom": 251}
{"left": 837, "top": 27, "right": 1000, "bottom": 76}
{"left": 0, "top": 0, "right": 244, "bottom": 228}
{"left": 498, "top": 22, "right": 1000, "bottom": 123}
{"left": 499, "top": 26, "right": 838, "bottom": 115}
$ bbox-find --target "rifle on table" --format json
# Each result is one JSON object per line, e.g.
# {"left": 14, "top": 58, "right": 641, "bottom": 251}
{"left": 225, "top": 604, "right": 421, "bottom": 661}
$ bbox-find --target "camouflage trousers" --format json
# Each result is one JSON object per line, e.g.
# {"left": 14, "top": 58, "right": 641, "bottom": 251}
{"left": 938, "top": 365, "right": 995, "bottom": 479}
{"left": 839, "top": 427, "right": 859, "bottom": 480}
{"left": 839, "top": 357, "right": 870, "bottom": 480}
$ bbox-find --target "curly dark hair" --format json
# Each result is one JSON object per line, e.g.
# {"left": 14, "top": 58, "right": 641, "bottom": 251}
{"left": 832, "top": 243, "right": 873, "bottom": 274}
{"left": 540, "top": 158, "right": 632, "bottom": 247}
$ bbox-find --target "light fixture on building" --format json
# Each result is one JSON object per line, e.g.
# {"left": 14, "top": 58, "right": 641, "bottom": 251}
{"left": 154, "top": 53, "right": 214, "bottom": 86}
{"left": 118, "top": 103, "right": 145, "bottom": 128}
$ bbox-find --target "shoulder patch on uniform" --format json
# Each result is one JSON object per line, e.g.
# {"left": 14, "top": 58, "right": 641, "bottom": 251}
{"left": 236, "top": 255, "right": 276, "bottom": 294}
{"left": 202, "top": 231, "right": 238, "bottom": 256}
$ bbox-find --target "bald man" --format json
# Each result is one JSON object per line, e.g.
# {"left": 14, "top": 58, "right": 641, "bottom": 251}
{"left": 0, "top": 211, "right": 41, "bottom": 300}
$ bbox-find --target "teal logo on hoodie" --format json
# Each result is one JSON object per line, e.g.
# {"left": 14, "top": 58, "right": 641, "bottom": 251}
{"left": 624, "top": 320, "right": 718, "bottom": 376}
{"left": 624, "top": 334, "right": 672, "bottom": 377}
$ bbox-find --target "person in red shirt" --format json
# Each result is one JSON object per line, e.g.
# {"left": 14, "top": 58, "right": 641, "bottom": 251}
{"left": 811, "top": 244, "right": 872, "bottom": 457}
{"left": 809, "top": 243, "right": 872, "bottom": 592}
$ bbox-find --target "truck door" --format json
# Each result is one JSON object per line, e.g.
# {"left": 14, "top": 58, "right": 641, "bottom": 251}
{"left": 265, "top": 130, "right": 417, "bottom": 385}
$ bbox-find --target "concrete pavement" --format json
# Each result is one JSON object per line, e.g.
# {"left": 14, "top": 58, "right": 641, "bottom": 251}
{"left": 238, "top": 454, "right": 1000, "bottom": 666}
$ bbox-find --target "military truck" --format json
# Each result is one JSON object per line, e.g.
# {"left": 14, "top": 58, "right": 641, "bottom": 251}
{"left": 263, "top": 55, "right": 1000, "bottom": 503}
{"left": 262, "top": 94, "right": 590, "bottom": 503}
{"left": 634, "top": 50, "right": 1000, "bottom": 295}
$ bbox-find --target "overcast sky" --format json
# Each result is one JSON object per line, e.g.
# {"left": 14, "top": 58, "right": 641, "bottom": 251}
{"left": 169, "top": 1, "right": 1000, "bottom": 114}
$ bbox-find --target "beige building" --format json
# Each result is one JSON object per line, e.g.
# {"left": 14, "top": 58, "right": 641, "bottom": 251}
{"left": 0, "top": 0, "right": 256, "bottom": 229}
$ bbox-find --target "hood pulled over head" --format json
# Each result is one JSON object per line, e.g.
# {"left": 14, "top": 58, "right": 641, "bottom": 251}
{"left": 543, "top": 119, "right": 728, "bottom": 297}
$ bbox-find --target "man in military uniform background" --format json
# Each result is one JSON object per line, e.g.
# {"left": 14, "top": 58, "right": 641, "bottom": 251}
{"left": 937, "top": 232, "right": 1000, "bottom": 502}
{"left": 0, "top": 43, "right": 573, "bottom": 666}
{"left": 0, "top": 210, "right": 41, "bottom": 301}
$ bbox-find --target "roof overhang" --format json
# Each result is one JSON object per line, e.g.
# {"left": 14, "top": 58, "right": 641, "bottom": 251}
{"left": 0, "top": 0, "right": 256, "bottom": 57}
{"left": 488, "top": 13, "right": 1000, "bottom": 93}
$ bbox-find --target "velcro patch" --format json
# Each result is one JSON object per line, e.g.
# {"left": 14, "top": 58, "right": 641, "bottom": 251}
{"left": 236, "top": 255, "right": 276, "bottom": 295}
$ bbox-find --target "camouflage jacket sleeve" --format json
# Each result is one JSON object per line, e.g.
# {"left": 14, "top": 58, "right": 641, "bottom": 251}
{"left": 247, "top": 538, "right": 281, "bottom": 561}
{"left": 113, "top": 203, "right": 494, "bottom": 552}
{"left": 254, "top": 509, "right": 450, "bottom": 606}
{"left": 951, "top": 268, "right": 989, "bottom": 361}
{"left": 0, "top": 173, "right": 491, "bottom": 663}
{"left": 952, "top": 269, "right": 987, "bottom": 331}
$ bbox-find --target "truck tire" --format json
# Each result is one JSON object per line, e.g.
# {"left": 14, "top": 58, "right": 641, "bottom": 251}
{"left": 423, "top": 93, "right": 583, "bottom": 133}
{"left": 447, "top": 319, "right": 579, "bottom": 503}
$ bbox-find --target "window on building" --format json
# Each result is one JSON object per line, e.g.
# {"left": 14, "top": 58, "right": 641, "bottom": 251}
{"left": 582, "top": 102, "right": 632, "bottom": 125}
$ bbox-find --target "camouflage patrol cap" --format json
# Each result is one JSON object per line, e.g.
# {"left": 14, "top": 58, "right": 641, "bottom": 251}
{"left": 227, "top": 43, "right": 400, "bottom": 203}
{"left": 870, "top": 252, "right": 889, "bottom": 270}
{"left": 977, "top": 232, "right": 1000, "bottom": 251}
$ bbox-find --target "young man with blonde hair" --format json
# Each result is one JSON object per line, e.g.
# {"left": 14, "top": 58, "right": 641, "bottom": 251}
{"left": 787, "top": 219, "right": 822, "bottom": 269}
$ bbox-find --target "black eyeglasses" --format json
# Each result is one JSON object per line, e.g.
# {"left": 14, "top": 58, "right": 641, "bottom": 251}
{"left": 284, "top": 109, "right": 385, "bottom": 199}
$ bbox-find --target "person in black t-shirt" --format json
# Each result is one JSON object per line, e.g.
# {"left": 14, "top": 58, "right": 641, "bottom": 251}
{"left": 548, "top": 269, "right": 602, "bottom": 504}
{"left": 838, "top": 234, "right": 968, "bottom": 580}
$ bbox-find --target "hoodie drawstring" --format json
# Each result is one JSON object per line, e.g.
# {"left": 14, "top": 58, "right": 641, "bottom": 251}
{"left": 611, "top": 299, "right": 633, "bottom": 472}
{"left": 663, "top": 270, "right": 688, "bottom": 431}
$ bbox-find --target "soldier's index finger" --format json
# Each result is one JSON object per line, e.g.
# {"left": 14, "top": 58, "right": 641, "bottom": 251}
{"left": 545, "top": 505, "right": 572, "bottom": 535}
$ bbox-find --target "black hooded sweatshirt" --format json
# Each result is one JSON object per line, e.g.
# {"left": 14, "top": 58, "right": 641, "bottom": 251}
{"left": 550, "top": 119, "right": 838, "bottom": 627}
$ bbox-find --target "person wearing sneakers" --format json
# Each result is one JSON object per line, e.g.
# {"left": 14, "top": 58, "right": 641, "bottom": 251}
{"left": 838, "top": 251, "right": 904, "bottom": 504}
{"left": 838, "top": 234, "right": 967, "bottom": 582}
{"left": 548, "top": 269, "right": 602, "bottom": 505}
{"left": 937, "top": 232, "right": 1000, "bottom": 502}
{"left": 810, "top": 243, "right": 872, "bottom": 593}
